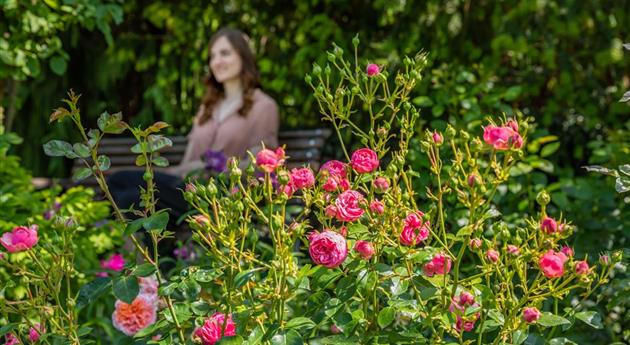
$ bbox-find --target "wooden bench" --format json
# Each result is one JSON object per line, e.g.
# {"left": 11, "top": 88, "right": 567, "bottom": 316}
{"left": 31, "top": 128, "right": 331, "bottom": 189}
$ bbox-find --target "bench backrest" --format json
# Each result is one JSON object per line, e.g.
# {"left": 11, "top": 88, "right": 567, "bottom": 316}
{"left": 72, "top": 128, "right": 331, "bottom": 187}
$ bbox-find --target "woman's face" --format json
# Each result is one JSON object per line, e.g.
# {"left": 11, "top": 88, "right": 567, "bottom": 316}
{"left": 209, "top": 36, "right": 243, "bottom": 84}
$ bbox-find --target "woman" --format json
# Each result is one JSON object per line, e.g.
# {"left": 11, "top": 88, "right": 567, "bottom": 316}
{"left": 108, "top": 28, "right": 279, "bottom": 218}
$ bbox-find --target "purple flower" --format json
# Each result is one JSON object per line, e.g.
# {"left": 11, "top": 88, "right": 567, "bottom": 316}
{"left": 203, "top": 150, "right": 227, "bottom": 173}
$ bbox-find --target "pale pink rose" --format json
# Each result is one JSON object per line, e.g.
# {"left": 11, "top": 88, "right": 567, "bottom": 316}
{"left": 432, "top": 131, "right": 443, "bottom": 145}
{"left": 469, "top": 238, "right": 482, "bottom": 250}
{"left": 193, "top": 312, "right": 236, "bottom": 345}
{"left": 483, "top": 124, "right": 523, "bottom": 150}
{"left": 324, "top": 205, "right": 338, "bottom": 218}
{"left": 290, "top": 167, "right": 315, "bottom": 189}
{"left": 486, "top": 249, "right": 499, "bottom": 263}
{"left": 255, "top": 147, "right": 285, "bottom": 173}
{"left": 540, "top": 217, "right": 558, "bottom": 234}
{"left": 507, "top": 245, "right": 520, "bottom": 256}
{"left": 0, "top": 225, "right": 39, "bottom": 253}
{"left": 28, "top": 323, "right": 44, "bottom": 342}
{"left": 369, "top": 200, "right": 384, "bottom": 214}
{"left": 112, "top": 295, "right": 157, "bottom": 336}
{"left": 522, "top": 307, "right": 541, "bottom": 323}
{"left": 193, "top": 214, "right": 211, "bottom": 225}
{"left": 366, "top": 63, "right": 380, "bottom": 76}
{"left": 330, "top": 324, "right": 342, "bottom": 334}
{"left": 185, "top": 183, "right": 197, "bottom": 193}
{"left": 400, "top": 211, "right": 430, "bottom": 246}
{"left": 338, "top": 226, "right": 348, "bottom": 237}
{"left": 560, "top": 246, "right": 574, "bottom": 257}
{"left": 308, "top": 230, "right": 348, "bottom": 268}
{"left": 277, "top": 182, "right": 296, "bottom": 198}
{"left": 423, "top": 253, "right": 452, "bottom": 277}
{"left": 575, "top": 261, "right": 589, "bottom": 275}
{"left": 101, "top": 253, "right": 125, "bottom": 272}
{"left": 335, "top": 190, "right": 365, "bottom": 222}
{"left": 354, "top": 240, "right": 375, "bottom": 260}
{"left": 539, "top": 250, "right": 568, "bottom": 278}
{"left": 599, "top": 255, "right": 610, "bottom": 265}
{"left": 320, "top": 160, "right": 348, "bottom": 178}
{"left": 373, "top": 176, "right": 390, "bottom": 192}
{"left": 138, "top": 276, "right": 159, "bottom": 301}
{"left": 350, "top": 148, "right": 379, "bottom": 174}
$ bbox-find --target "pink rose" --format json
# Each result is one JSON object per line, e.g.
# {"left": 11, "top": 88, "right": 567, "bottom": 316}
{"left": 373, "top": 176, "right": 390, "bottom": 192}
{"left": 29, "top": 323, "right": 44, "bottom": 342}
{"left": 366, "top": 63, "right": 380, "bottom": 76}
{"left": 522, "top": 307, "right": 541, "bottom": 323}
{"left": 400, "top": 212, "right": 430, "bottom": 246}
{"left": 507, "top": 245, "right": 520, "bottom": 256}
{"left": 320, "top": 160, "right": 348, "bottom": 178}
{"left": 350, "top": 148, "right": 379, "bottom": 174}
{"left": 193, "top": 312, "right": 236, "bottom": 345}
{"left": 1, "top": 225, "right": 39, "bottom": 253}
{"left": 354, "top": 240, "right": 375, "bottom": 260}
{"left": 112, "top": 295, "right": 157, "bottom": 336}
{"left": 423, "top": 253, "right": 452, "bottom": 277}
{"left": 483, "top": 124, "right": 523, "bottom": 150}
{"left": 330, "top": 324, "right": 342, "bottom": 334}
{"left": 539, "top": 250, "right": 568, "bottom": 278}
{"left": 322, "top": 176, "right": 350, "bottom": 192}
{"left": 575, "top": 261, "right": 589, "bottom": 275}
{"left": 101, "top": 253, "right": 125, "bottom": 272}
{"left": 540, "top": 217, "right": 558, "bottom": 234}
{"left": 308, "top": 230, "right": 348, "bottom": 268}
{"left": 455, "top": 316, "right": 477, "bottom": 332}
{"left": 469, "top": 238, "right": 482, "bottom": 250}
{"left": 255, "top": 147, "right": 285, "bottom": 173}
{"left": 324, "top": 205, "right": 338, "bottom": 218}
{"left": 560, "top": 245, "right": 574, "bottom": 257}
{"left": 486, "top": 249, "right": 499, "bottom": 263}
{"left": 335, "top": 190, "right": 365, "bottom": 222}
{"left": 4, "top": 333, "right": 20, "bottom": 345}
{"left": 599, "top": 255, "right": 610, "bottom": 265}
{"left": 432, "top": 131, "right": 443, "bottom": 145}
{"left": 277, "top": 182, "right": 296, "bottom": 198}
{"left": 459, "top": 291, "right": 475, "bottom": 306}
{"left": 467, "top": 173, "right": 479, "bottom": 187}
{"left": 506, "top": 119, "right": 519, "bottom": 132}
{"left": 290, "top": 167, "right": 315, "bottom": 189}
{"left": 369, "top": 200, "right": 384, "bottom": 214}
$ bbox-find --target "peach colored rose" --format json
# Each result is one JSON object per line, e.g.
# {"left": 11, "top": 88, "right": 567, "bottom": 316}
{"left": 112, "top": 295, "right": 157, "bottom": 336}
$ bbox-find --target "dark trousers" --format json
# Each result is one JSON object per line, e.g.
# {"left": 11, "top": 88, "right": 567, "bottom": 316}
{"left": 107, "top": 170, "right": 188, "bottom": 223}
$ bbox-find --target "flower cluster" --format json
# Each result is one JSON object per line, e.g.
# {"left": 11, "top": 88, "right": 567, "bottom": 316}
{"left": 193, "top": 312, "right": 236, "bottom": 345}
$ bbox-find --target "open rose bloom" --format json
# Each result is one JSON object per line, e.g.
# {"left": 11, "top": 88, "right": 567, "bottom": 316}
{"left": 193, "top": 312, "right": 236, "bottom": 345}
{"left": 309, "top": 230, "right": 348, "bottom": 268}
{"left": 1, "top": 225, "right": 39, "bottom": 253}
{"left": 112, "top": 295, "right": 157, "bottom": 336}
{"left": 483, "top": 120, "right": 523, "bottom": 150}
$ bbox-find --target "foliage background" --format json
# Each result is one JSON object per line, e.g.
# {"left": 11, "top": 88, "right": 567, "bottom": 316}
{"left": 1, "top": 0, "right": 629, "bottom": 342}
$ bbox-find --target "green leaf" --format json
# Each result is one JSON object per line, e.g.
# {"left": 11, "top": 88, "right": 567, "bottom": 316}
{"left": 0, "top": 324, "right": 16, "bottom": 337}
{"left": 456, "top": 225, "right": 473, "bottom": 238}
{"left": 246, "top": 325, "right": 264, "bottom": 345}
{"left": 143, "top": 211, "right": 169, "bottom": 231}
{"left": 284, "top": 317, "right": 316, "bottom": 331}
{"left": 73, "top": 143, "right": 90, "bottom": 158}
{"left": 50, "top": 55, "right": 67, "bottom": 75}
{"left": 43, "top": 140, "right": 76, "bottom": 158}
{"left": 574, "top": 311, "right": 603, "bottom": 329}
{"left": 131, "top": 143, "right": 146, "bottom": 154}
{"left": 113, "top": 276, "right": 139, "bottom": 304}
{"left": 97, "top": 155, "right": 111, "bottom": 171}
{"left": 377, "top": 307, "right": 395, "bottom": 328}
{"left": 504, "top": 85, "right": 523, "bottom": 101}
{"left": 190, "top": 301, "right": 211, "bottom": 315}
{"left": 537, "top": 312, "right": 570, "bottom": 327}
{"left": 147, "top": 135, "right": 172, "bottom": 152}
{"left": 270, "top": 330, "right": 303, "bottom": 345}
{"left": 540, "top": 142, "right": 561, "bottom": 158}
{"left": 152, "top": 156, "right": 169, "bottom": 167}
{"left": 124, "top": 218, "right": 145, "bottom": 236}
{"left": 234, "top": 268, "right": 263, "bottom": 289}
{"left": 488, "top": 309, "right": 504, "bottom": 325}
{"left": 72, "top": 167, "right": 93, "bottom": 182}
{"left": 216, "top": 336, "right": 244, "bottom": 345}
{"left": 193, "top": 269, "right": 221, "bottom": 282}
{"left": 347, "top": 223, "right": 368, "bottom": 237}
{"left": 76, "top": 277, "right": 111, "bottom": 309}
{"left": 549, "top": 338, "right": 577, "bottom": 345}
{"left": 512, "top": 330, "right": 527, "bottom": 345}
{"left": 97, "top": 111, "right": 126, "bottom": 134}
{"left": 135, "top": 155, "right": 147, "bottom": 166}
{"left": 132, "top": 264, "right": 156, "bottom": 277}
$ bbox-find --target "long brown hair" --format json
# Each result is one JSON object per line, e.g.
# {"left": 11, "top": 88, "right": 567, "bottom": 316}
{"left": 198, "top": 28, "right": 260, "bottom": 125}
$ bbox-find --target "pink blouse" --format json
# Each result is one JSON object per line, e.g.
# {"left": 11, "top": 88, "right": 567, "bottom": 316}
{"left": 184, "top": 89, "right": 279, "bottom": 163}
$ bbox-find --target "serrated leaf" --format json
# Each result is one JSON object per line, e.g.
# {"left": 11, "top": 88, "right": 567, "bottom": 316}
{"left": 97, "top": 155, "right": 111, "bottom": 171}
{"left": 285, "top": 317, "right": 316, "bottom": 330}
{"left": 97, "top": 111, "right": 127, "bottom": 134}
{"left": 76, "top": 277, "right": 111, "bottom": 309}
{"left": 43, "top": 140, "right": 75, "bottom": 157}
{"left": 72, "top": 167, "right": 93, "bottom": 182}
{"left": 131, "top": 143, "right": 145, "bottom": 154}
{"left": 377, "top": 307, "right": 395, "bottom": 328}
{"left": 152, "top": 156, "right": 169, "bottom": 167}
{"left": 145, "top": 121, "right": 169, "bottom": 134}
{"left": 456, "top": 225, "right": 473, "bottom": 238}
{"left": 512, "top": 330, "right": 527, "bottom": 345}
{"left": 347, "top": 223, "right": 369, "bottom": 237}
{"left": 147, "top": 135, "right": 172, "bottom": 152}
{"left": 113, "top": 276, "right": 139, "bottom": 304}
{"left": 537, "top": 313, "right": 570, "bottom": 327}
{"left": 574, "top": 311, "right": 602, "bottom": 329}
{"left": 143, "top": 211, "right": 169, "bottom": 231}
{"left": 488, "top": 309, "right": 504, "bottom": 325}
{"left": 73, "top": 143, "right": 90, "bottom": 158}
{"left": 49, "top": 107, "right": 71, "bottom": 123}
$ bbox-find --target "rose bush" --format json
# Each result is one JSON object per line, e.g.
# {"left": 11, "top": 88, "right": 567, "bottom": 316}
{"left": 0, "top": 40, "right": 623, "bottom": 344}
